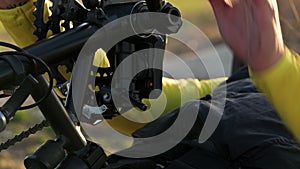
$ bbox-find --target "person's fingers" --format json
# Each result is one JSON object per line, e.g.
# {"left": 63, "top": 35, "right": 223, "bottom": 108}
{"left": 209, "top": 0, "right": 228, "bottom": 11}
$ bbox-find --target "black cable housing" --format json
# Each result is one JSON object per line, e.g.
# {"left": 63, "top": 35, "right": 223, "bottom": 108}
{"left": 0, "top": 42, "right": 54, "bottom": 110}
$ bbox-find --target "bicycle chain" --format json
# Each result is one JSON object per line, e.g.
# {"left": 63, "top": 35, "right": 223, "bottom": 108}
{"left": 0, "top": 120, "right": 49, "bottom": 152}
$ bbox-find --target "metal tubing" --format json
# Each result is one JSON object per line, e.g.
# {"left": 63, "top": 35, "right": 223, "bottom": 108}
{"left": 0, "top": 23, "right": 98, "bottom": 88}
{"left": 31, "top": 75, "right": 86, "bottom": 151}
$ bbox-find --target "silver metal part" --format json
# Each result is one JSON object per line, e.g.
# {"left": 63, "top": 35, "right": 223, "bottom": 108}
{"left": 0, "top": 111, "right": 7, "bottom": 132}
{"left": 82, "top": 105, "right": 107, "bottom": 125}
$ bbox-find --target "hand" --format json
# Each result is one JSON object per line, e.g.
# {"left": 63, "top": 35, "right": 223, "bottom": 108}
{"left": 0, "top": 0, "right": 29, "bottom": 9}
{"left": 209, "top": 0, "right": 284, "bottom": 72}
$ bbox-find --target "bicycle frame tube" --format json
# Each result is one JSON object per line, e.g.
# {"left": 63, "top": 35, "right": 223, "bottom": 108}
{"left": 0, "top": 23, "right": 98, "bottom": 89}
{"left": 31, "top": 75, "right": 87, "bottom": 151}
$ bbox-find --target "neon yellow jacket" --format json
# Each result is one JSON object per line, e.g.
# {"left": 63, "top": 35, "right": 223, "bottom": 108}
{"left": 251, "top": 48, "right": 300, "bottom": 141}
{"left": 0, "top": 0, "right": 226, "bottom": 135}
{"left": 0, "top": 0, "right": 46, "bottom": 47}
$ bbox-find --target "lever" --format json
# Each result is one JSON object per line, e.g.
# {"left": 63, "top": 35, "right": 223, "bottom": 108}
{"left": 0, "top": 75, "right": 38, "bottom": 132}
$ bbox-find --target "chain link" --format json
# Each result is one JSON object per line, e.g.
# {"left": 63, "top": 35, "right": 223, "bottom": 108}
{"left": 0, "top": 120, "right": 49, "bottom": 152}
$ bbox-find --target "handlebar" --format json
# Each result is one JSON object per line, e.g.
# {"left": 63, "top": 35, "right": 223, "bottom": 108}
{"left": 0, "top": 23, "right": 98, "bottom": 89}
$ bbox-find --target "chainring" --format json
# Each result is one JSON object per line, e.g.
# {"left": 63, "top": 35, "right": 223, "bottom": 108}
{"left": 33, "top": 0, "right": 86, "bottom": 40}
{"left": 33, "top": 0, "right": 49, "bottom": 40}
{"left": 33, "top": 0, "right": 86, "bottom": 97}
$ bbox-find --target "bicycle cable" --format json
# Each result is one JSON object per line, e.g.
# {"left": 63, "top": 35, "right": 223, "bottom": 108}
{"left": 0, "top": 42, "right": 54, "bottom": 110}
{"left": 0, "top": 94, "right": 11, "bottom": 99}
{"left": 0, "top": 42, "right": 53, "bottom": 152}
{"left": 0, "top": 41, "right": 25, "bottom": 52}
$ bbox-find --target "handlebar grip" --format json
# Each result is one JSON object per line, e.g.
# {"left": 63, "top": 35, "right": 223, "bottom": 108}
{"left": 0, "top": 61, "right": 20, "bottom": 89}
{"left": 0, "top": 75, "right": 38, "bottom": 132}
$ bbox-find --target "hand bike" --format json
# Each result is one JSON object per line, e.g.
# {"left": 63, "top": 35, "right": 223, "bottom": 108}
{"left": 0, "top": 0, "right": 181, "bottom": 168}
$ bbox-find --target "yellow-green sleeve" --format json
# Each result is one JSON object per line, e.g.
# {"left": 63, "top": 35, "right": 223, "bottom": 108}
{"left": 0, "top": 0, "right": 51, "bottom": 47}
{"left": 250, "top": 47, "right": 300, "bottom": 141}
{"left": 146, "top": 77, "right": 228, "bottom": 116}
{"left": 107, "top": 77, "right": 227, "bottom": 136}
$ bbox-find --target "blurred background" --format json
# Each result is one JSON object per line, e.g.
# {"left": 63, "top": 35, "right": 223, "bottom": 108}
{"left": 0, "top": 0, "right": 300, "bottom": 168}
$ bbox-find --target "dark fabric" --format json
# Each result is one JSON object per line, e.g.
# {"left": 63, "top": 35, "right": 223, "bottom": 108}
{"left": 108, "top": 156, "right": 159, "bottom": 169}
{"left": 225, "top": 66, "right": 249, "bottom": 83}
{"left": 165, "top": 144, "right": 231, "bottom": 169}
{"left": 109, "top": 68, "right": 300, "bottom": 169}
{"left": 111, "top": 67, "right": 300, "bottom": 169}
{"left": 231, "top": 139, "right": 300, "bottom": 169}
{"left": 210, "top": 80, "right": 296, "bottom": 159}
